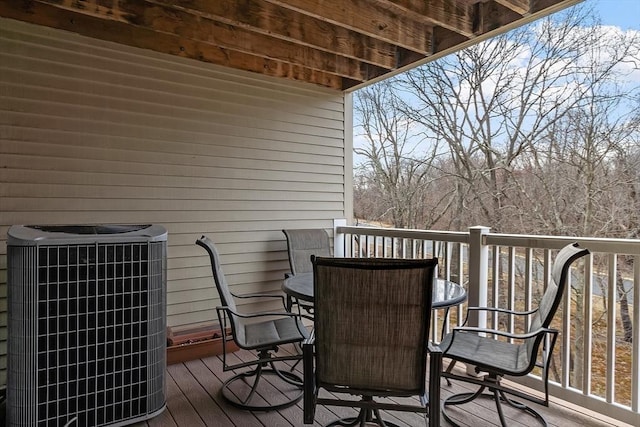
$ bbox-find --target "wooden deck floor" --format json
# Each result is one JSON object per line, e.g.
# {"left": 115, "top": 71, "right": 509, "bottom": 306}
{"left": 133, "top": 345, "right": 626, "bottom": 427}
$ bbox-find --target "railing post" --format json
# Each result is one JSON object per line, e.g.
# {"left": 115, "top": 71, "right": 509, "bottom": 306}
{"left": 466, "top": 226, "right": 490, "bottom": 376}
{"left": 467, "top": 226, "right": 490, "bottom": 328}
{"left": 333, "top": 218, "right": 347, "bottom": 258}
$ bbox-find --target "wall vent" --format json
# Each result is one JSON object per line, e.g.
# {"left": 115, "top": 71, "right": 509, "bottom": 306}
{"left": 7, "top": 224, "right": 167, "bottom": 427}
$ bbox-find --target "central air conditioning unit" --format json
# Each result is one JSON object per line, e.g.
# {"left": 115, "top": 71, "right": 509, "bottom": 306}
{"left": 6, "top": 224, "right": 168, "bottom": 427}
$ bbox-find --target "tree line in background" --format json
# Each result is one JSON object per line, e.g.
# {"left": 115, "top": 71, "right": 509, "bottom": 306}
{"left": 354, "top": 3, "right": 640, "bottom": 240}
{"left": 353, "top": 1, "right": 640, "bottom": 399}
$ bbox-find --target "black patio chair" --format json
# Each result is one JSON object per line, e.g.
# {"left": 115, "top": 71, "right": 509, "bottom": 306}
{"left": 440, "top": 242, "right": 590, "bottom": 426}
{"left": 196, "top": 236, "right": 310, "bottom": 411}
{"left": 304, "top": 256, "right": 442, "bottom": 426}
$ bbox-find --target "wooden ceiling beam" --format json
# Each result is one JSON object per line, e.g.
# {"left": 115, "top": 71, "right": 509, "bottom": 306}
{"left": 379, "top": 0, "right": 476, "bottom": 37}
{"left": 493, "top": 0, "right": 531, "bottom": 15}
{"left": 266, "top": 0, "right": 434, "bottom": 54}
{"left": 107, "top": 1, "right": 377, "bottom": 82}
{"left": 33, "top": 0, "right": 397, "bottom": 83}
{"left": 432, "top": 26, "right": 470, "bottom": 54}
{"left": 474, "top": 1, "right": 523, "bottom": 33}
{"left": 148, "top": 0, "right": 402, "bottom": 71}
{"left": 0, "top": 0, "right": 583, "bottom": 91}
{"left": 0, "top": 0, "right": 345, "bottom": 90}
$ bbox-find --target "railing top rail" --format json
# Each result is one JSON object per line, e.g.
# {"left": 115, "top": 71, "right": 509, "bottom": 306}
{"left": 486, "top": 233, "right": 640, "bottom": 255}
{"left": 338, "top": 225, "right": 640, "bottom": 255}
{"left": 336, "top": 225, "right": 470, "bottom": 244}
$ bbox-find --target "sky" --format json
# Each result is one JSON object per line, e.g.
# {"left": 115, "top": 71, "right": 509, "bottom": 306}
{"left": 593, "top": 0, "right": 639, "bottom": 29}
{"left": 352, "top": 0, "right": 640, "bottom": 166}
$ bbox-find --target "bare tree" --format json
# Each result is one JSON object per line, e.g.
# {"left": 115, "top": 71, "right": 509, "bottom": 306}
{"left": 395, "top": 5, "right": 640, "bottom": 233}
{"left": 353, "top": 81, "right": 453, "bottom": 229}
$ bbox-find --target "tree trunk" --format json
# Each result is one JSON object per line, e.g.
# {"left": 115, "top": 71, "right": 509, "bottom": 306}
{"left": 616, "top": 269, "right": 633, "bottom": 343}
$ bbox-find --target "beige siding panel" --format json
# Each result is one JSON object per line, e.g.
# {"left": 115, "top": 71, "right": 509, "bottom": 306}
{"left": 0, "top": 169, "right": 345, "bottom": 193}
{"left": 0, "top": 149, "right": 343, "bottom": 178}
{"left": 0, "top": 29, "right": 344, "bottom": 115}
{"left": 0, "top": 18, "right": 348, "bottom": 385}
{"left": 0, "top": 68, "right": 344, "bottom": 125}
{"left": 1, "top": 182, "right": 345, "bottom": 202}
{"left": 0, "top": 128, "right": 343, "bottom": 164}
{"left": 2, "top": 97, "right": 343, "bottom": 142}
{"left": 1, "top": 110, "right": 341, "bottom": 151}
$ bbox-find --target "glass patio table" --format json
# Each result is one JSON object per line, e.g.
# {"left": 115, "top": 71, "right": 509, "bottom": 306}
{"left": 283, "top": 272, "right": 467, "bottom": 331}
{"left": 284, "top": 272, "right": 466, "bottom": 308}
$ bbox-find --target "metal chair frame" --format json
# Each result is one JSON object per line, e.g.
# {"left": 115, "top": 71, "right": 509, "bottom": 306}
{"left": 196, "top": 236, "right": 310, "bottom": 411}
{"left": 282, "top": 228, "right": 332, "bottom": 314}
{"left": 440, "top": 243, "right": 589, "bottom": 427}
{"left": 303, "top": 256, "right": 442, "bottom": 427}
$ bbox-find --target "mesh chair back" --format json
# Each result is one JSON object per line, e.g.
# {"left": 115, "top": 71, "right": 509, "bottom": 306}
{"left": 196, "top": 236, "right": 245, "bottom": 344}
{"left": 526, "top": 243, "right": 589, "bottom": 355}
{"left": 283, "top": 229, "right": 332, "bottom": 275}
{"left": 312, "top": 257, "right": 437, "bottom": 394}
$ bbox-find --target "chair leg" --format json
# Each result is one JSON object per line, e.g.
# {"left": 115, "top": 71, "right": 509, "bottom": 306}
{"left": 326, "top": 396, "right": 404, "bottom": 427}
{"left": 372, "top": 408, "right": 402, "bottom": 427}
{"left": 443, "top": 359, "right": 456, "bottom": 387}
{"left": 326, "top": 409, "right": 366, "bottom": 427}
{"left": 242, "top": 363, "right": 263, "bottom": 405}
{"left": 441, "top": 377, "right": 548, "bottom": 427}
{"left": 497, "top": 390, "right": 548, "bottom": 427}
{"left": 289, "top": 341, "right": 303, "bottom": 372}
{"left": 441, "top": 385, "right": 492, "bottom": 427}
{"left": 327, "top": 410, "right": 404, "bottom": 427}
{"left": 493, "top": 387, "right": 508, "bottom": 426}
{"left": 221, "top": 352, "right": 304, "bottom": 411}
{"left": 269, "top": 360, "right": 303, "bottom": 386}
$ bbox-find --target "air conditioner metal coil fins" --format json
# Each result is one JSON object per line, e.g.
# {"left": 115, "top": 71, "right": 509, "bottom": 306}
{"left": 7, "top": 224, "right": 167, "bottom": 427}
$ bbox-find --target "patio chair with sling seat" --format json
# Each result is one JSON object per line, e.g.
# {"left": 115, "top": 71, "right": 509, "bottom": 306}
{"left": 282, "top": 228, "right": 332, "bottom": 314}
{"left": 440, "top": 242, "right": 590, "bottom": 426}
{"left": 196, "top": 235, "right": 310, "bottom": 411}
{"left": 303, "top": 256, "right": 442, "bottom": 427}
{"left": 282, "top": 228, "right": 332, "bottom": 276}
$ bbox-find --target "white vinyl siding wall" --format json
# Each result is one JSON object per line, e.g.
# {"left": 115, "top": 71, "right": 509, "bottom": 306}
{"left": 0, "top": 18, "right": 348, "bottom": 385}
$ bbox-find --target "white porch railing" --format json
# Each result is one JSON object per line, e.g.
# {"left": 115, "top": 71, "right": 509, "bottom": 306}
{"left": 333, "top": 221, "right": 640, "bottom": 426}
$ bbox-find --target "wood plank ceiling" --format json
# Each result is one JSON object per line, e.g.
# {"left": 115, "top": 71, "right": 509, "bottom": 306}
{"left": 0, "top": 0, "right": 583, "bottom": 91}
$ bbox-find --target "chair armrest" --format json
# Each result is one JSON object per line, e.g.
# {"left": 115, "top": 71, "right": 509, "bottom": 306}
{"left": 251, "top": 309, "right": 314, "bottom": 322}
{"left": 460, "top": 306, "right": 539, "bottom": 326}
{"left": 466, "top": 306, "right": 538, "bottom": 316}
{"left": 218, "top": 305, "right": 313, "bottom": 322}
{"left": 232, "top": 292, "right": 287, "bottom": 309}
{"left": 428, "top": 342, "right": 442, "bottom": 355}
{"left": 216, "top": 305, "right": 313, "bottom": 338}
{"left": 449, "top": 325, "right": 556, "bottom": 341}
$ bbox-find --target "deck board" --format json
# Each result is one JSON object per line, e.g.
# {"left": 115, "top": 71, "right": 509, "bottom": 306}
{"left": 135, "top": 346, "right": 625, "bottom": 427}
